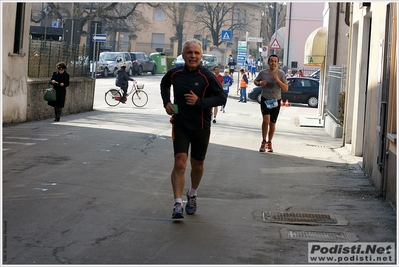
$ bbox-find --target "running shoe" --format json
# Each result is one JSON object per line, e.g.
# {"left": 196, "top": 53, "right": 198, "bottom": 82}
{"left": 172, "top": 202, "right": 184, "bottom": 219}
{"left": 267, "top": 141, "right": 273, "bottom": 152}
{"left": 259, "top": 140, "right": 267, "bottom": 152}
{"left": 213, "top": 119, "right": 216, "bottom": 123}
{"left": 185, "top": 193, "right": 197, "bottom": 215}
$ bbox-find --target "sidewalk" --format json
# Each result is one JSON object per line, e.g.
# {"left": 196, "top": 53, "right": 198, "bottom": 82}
{"left": 2, "top": 93, "right": 396, "bottom": 264}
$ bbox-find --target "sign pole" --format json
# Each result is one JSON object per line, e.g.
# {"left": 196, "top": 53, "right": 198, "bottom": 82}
{"left": 92, "top": 23, "right": 97, "bottom": 79}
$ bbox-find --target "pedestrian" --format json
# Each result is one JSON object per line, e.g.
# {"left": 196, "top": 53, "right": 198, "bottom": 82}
{"left": 212, "top": 66, "right": 224, "bottom": 123}
{"left": 115, "top": 65, "right": 134, "bottom": 103}
{"left": 286, "top": 69, "right": 293, "bottom": 77}
{"left": 220, "top": 69, "right": 233, "bottom": 113}
{"left": 48, "top": 62, "right": 70, "bottom": 122}
{"left": 296, "top": 69, "right": 305, "bottom": 77}
{"left": 238, "top": 68, "right": 248, "bottom": 103}
{"left": 160, "top": 39, "right": 226, "bottom": 219}
{"left": 253, "top": 54, "right": 288, "bottom": 152}
{"left": 246, "top": 55, "right": 256, "bottom": 80}
{"left": 227, "top": 54, "right": 237, "bottom": 79}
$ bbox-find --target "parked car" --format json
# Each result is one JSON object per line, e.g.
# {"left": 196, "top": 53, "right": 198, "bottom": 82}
{"left": 202, "top": 54, "right": 219, "bottom": 69}
{"left": 170, "top": 54, "right": 218, "bottom": 69}
{"left": 90, "top": 57, "right": 109, "bottom": 77}
{"left": 99, "top": 52, "right": 133, "bottom": 76}
{"left": 248, "top": 77, "right": 319, "bottom": 108}
{"left": 308, "top": 69, "right": 320, "bottom": 80}
{"left": 129, "top": 52, "right": 156, "bottom": 75}
{"left": 170, "top": 55, "right": 185, "bottom": 69}
{"left": 70, "top": 56, "right": 108, "bottom": 77}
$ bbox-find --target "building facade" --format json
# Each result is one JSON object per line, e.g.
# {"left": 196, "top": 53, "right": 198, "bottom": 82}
{"left": 2, "top": 3, "right": 32, "bottom": 123}
{"left": 344, "top": 2, "right": 397, "bottom": 209}
{"left": 283, "top": 2, "right": 324, "bottom": 71}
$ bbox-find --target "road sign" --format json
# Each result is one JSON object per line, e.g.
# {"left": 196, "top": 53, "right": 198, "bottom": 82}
{"left": 270, "top": 38, "right": 281, "bottom": 50}
{"left": 237, "top": 41, "right": 247, "bottom": 67}
{"left": 262, "top": 46, "right": 268, "bottom": 52}
{"left": 247, "top": 36, "right": 263, "bottom": 42}
{"left": 221, "top": 30, "right": 232, "bottom": 42}
{"left": 92, "top": 34, "right": 106, "bottom": 42}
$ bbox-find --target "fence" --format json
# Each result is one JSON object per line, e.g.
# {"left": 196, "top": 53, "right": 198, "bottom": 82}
{"left": 326, "top": 65, "right": 347, "bottom": 125}
{"left": 28, "top": 39, "right": 90, "bottom": 78}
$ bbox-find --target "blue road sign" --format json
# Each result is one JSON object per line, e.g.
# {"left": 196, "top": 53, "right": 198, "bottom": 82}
{"left": 92, "top": 34, "right": 106, "bottom": 42}
{"left": 221, "top": 30, "right": 232, "bottom": 42}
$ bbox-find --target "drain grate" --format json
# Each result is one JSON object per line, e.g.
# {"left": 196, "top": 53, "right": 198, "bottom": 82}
{"left": 282, "top": 229, "right": 358, "bottom": 242}
{"left": 253, "top": 211, "right": 348, "bottom": 225}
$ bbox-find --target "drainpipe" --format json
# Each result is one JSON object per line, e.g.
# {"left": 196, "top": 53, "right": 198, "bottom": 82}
{"left": 342, "top": 3, "right": 352, "bottom": 147}
{"left": 286, "top": 3, "right": 292, "bottom": 67}
{"left": 333, "top": 3, "right": 340, "bottom": 65}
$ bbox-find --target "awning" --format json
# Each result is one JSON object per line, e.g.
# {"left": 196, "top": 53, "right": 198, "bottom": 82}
{"left": 304, "top": 26, "right": 327, "bottom": 66}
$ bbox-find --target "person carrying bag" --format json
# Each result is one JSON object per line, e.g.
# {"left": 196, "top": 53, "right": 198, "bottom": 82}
{"left": 48, "top": 62, "right": 69, "bottom": 122}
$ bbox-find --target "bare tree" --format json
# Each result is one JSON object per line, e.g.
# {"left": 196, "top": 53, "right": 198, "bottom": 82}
{"left": 162, "top": 3, "right": 195, "bottom": 55}
{"left": 196, "top": 3, "right": 250, "bottom": 47}
{"left": 259, "top": 2, "right": 286, "bottom": 59}
{"left": 32, "top": 3, "right": 153, "bottom": 40}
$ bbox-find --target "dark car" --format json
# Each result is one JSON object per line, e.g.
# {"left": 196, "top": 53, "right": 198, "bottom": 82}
{"left": 129, "top": 52, "right": 156, "bottom": 75}
{"left": 308, "top": 69, "right": 320, "bottom": 80}
{"left": 248, "top": 77, "right": 319, "bottom": 108}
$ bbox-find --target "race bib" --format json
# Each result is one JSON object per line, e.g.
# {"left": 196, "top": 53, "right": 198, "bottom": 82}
{"left": 223, "top": 84, "right": 229, "bottom": 92}
{"left": 265, "top": 99, "right": 278, "bottom": 109}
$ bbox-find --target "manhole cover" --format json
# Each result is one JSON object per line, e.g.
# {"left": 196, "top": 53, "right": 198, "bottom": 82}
{"left": 281, "top": 229, "right": 358, "bottom": 242}
{"left": 253, "top": 211, "right": 348, "bottom": 225}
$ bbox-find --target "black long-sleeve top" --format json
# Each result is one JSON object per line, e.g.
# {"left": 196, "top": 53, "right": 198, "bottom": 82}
{"left": 160, "top": 65, "right": 226, "bottom": 130}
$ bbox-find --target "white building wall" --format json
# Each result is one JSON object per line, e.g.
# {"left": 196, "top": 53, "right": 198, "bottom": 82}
{"left": 2, "top": 3, "right": 32, "bottom": 123}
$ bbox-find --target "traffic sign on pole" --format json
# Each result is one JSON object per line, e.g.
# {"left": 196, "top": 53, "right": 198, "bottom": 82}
{"left": 92, "top": 34, "right": 107, "bottom": 43}
{"left": 270, "top": 38, "right": 281, "bottom": 50}
{"left": 221, "top": 30, "right": 232, "bottom": 42}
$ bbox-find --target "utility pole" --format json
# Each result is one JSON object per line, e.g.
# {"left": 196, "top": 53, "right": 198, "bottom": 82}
{"left": 273, "top": 2, "right": 278, "bottom": 54}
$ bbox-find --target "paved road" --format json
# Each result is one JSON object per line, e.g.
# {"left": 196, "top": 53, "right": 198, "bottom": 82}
{"left": 2, "top": 74, "right": 396, "bottom": 265}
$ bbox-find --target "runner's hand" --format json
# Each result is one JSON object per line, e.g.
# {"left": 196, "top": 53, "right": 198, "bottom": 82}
{"left": 184, "top": 90, "right": 198, "bottom": 105}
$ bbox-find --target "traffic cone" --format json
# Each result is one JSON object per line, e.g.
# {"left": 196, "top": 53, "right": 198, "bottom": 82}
{"left": 280, "top": 99, "right": 284, "bottom": 106}
{"left": 285, "top": 99, "right": 290, "bottom": 107}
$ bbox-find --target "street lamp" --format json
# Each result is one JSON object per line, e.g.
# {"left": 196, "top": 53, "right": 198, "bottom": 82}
{"left": 43, "top": 6, "right": 51, "bottom": 40}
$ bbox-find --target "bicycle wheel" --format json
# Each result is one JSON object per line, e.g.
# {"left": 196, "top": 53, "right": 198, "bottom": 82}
{"left": 105, "top": 89, "right": 121, "bottom": 106}
{"left": 131, "top": 90, "right": 148, "bottom": 107}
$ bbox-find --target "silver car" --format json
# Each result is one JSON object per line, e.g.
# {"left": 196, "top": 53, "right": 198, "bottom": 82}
{"left": 99, "top": 52, "right": 133, "bottom": 76}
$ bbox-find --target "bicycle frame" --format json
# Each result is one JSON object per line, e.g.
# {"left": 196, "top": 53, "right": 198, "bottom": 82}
{"left": 105, "top": 80, "right": 147, "bottom": 107}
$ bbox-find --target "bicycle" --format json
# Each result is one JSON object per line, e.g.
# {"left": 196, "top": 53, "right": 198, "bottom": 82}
{"left": 104, "top": 80, "right": 148, "bottom": 107}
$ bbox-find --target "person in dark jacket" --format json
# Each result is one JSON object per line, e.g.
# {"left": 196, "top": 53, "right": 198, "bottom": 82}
{"left": 160, "top": 39, "right": 226, "bottom": 219}
{"left": 115, "top": 65, "right": 134, "bottom": 103}
{"left": 48, "top": 62, "right": 70, "bottom": 122}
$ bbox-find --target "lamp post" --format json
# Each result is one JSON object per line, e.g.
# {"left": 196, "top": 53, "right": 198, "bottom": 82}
{"left": 43, "top": 6, "right": 51, "bottom": 40}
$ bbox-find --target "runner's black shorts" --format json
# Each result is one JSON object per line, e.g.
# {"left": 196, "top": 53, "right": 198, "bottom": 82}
{"left": 172, "top": 121, "right": 210, "bottom": 161}
{"left": 229, "top": 68, "right": 235, "bottom": 74}
{"left": 260, "top": 96, "right": 282, "bottom": 123}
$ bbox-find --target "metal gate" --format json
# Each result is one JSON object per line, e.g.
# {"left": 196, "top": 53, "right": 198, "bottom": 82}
{"left": 326, "top": 66, "right": 347, "bottom": 125}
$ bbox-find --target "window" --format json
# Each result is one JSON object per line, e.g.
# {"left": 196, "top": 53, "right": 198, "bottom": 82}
{"left": 195, "top": 5, "right": 203, "bottom": 12}
{"left": 193, "top": 34, "right": 201, "bottom": 40}
{"left": 152, "top": 33, "right": 165, "bottom": 49}
{"left": 234, "top": 9, "right": 246, "bottom": 24}
{"left": 13, "top": 3, "right": 25, "bottom": 54}
{"left": 153, "top": 7, "right": 166, "bottom": 21}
